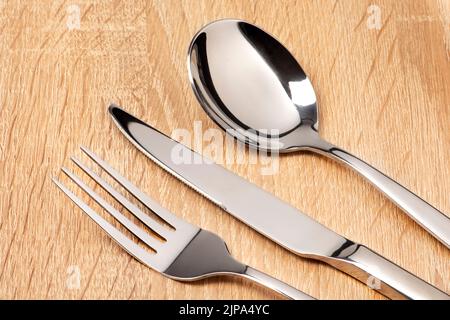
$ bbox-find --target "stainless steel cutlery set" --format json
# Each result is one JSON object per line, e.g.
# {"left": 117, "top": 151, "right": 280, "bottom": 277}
{"left": 53, "top": 20, "right": 450, "bottom": 300}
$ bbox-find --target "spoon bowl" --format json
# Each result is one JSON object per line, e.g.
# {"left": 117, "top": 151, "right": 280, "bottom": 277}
{"left": 188, "top": 19, "right": 319, "bottom": 152}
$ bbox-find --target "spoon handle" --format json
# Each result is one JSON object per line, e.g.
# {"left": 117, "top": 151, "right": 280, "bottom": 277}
{"left": 311, "top": 141, "right": 450, "bottom": 249}
{"left": 325, "top": 242, "right": 449, "bottom": 300}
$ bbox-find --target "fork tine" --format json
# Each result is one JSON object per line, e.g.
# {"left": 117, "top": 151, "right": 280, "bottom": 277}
{"left": 52, "top": 178, "right": 158, "bottom": 268}
{"left": 80, "top": 146, "right": 184, "bottom": 229}
{"left": 70, "top": 156, "right": 173, "bottom": 241}
{"left": 61, "top": 167, "right": 163, "bottom": 252}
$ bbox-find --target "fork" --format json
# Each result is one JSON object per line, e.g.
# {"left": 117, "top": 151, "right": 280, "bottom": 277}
{"left": 52, "top": 146, "right": 314, "bottom": 300}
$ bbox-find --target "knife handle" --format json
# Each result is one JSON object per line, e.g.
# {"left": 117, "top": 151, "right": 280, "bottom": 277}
{"left": 323, "top": 242, "right": 449, "bottom": 299}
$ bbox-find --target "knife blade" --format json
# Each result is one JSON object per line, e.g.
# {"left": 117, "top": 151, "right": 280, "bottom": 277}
{"left": 108, "top": 104, "right": 347, "bottom": 256}
{"left": 108, "top": 104, "right": 449, "bottom": 300}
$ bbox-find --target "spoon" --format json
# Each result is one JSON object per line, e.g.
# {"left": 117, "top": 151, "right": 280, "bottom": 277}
{"left": 187, "top": 19, "right": 450, "bottom": 248}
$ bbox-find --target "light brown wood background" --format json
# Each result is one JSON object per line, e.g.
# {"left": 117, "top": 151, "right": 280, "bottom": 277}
{"left": 0, "top": 0, "right": 449, "bottom": 300}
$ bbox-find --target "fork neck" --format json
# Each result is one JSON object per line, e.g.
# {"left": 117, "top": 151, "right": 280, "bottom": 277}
{"left": 163, "top": 229, "right": 247, "bottom": 279}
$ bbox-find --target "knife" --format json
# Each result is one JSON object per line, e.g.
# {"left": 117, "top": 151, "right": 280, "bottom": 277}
{"left": 108, "top": 104, "right": 449, "bottom": 300}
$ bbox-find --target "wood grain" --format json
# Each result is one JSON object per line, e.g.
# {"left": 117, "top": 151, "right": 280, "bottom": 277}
{"left": 0, "top": 0, "right": 449, "bottom": 299}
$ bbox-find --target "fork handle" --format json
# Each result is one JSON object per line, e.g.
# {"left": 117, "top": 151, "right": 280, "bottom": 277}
{"left": 239, "top": 266, "right": 315, "bottom": 300}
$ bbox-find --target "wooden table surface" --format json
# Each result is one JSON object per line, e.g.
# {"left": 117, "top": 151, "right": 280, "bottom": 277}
{"left": 0, "top": 0, "right": 449, "bottom": 300}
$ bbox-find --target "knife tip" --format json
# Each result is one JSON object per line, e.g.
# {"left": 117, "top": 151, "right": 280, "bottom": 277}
{"left": 108, "top": 103, "right": 126, "bottom": 123}
{"left": 108, "top": 103, "right": 120, "bottom": 114}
